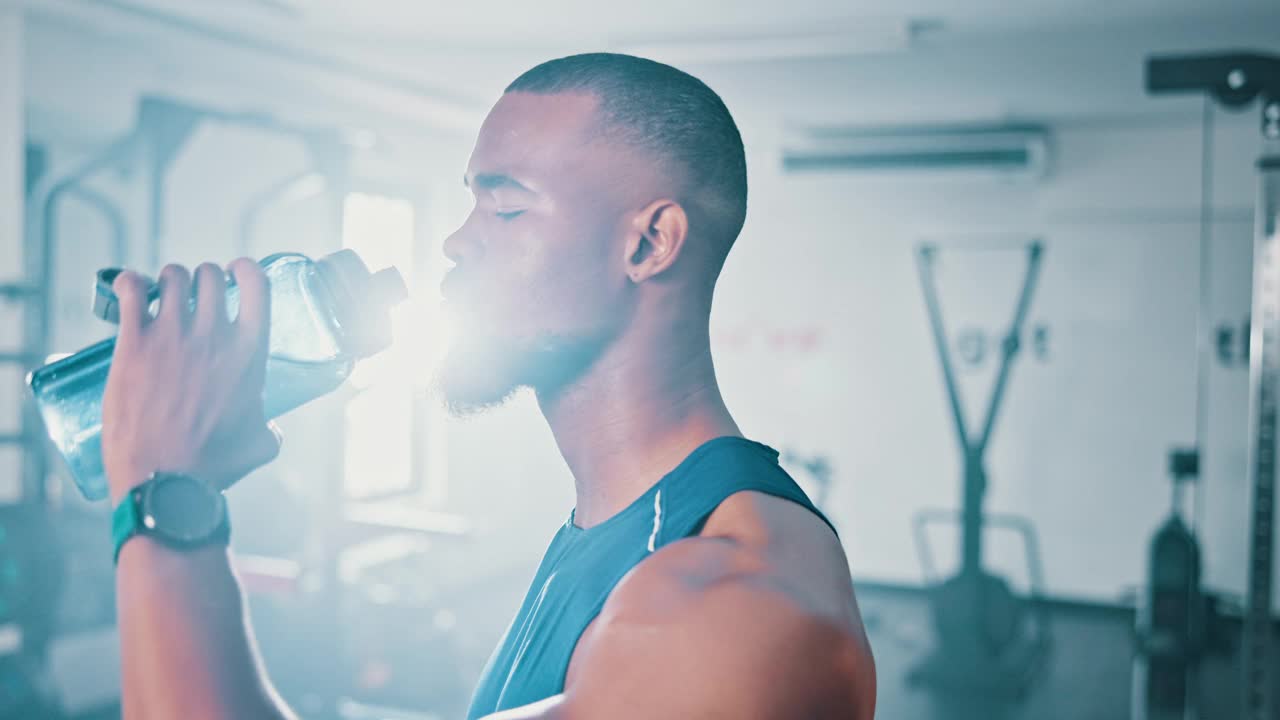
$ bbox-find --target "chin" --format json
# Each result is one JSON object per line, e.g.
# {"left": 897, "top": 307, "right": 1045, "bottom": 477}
{"left": 432, "top": 328, "right": 611, "bottom": 417}
{"left": 433, "top": 340, "right": 524, "bottom": 418}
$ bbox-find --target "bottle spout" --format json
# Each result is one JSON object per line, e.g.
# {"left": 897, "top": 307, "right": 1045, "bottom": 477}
{"left": 315, "top": 250, "right": 409, "bottom": 359}
{"left": 372, "top": 267, "right": 409, "bottom": 308}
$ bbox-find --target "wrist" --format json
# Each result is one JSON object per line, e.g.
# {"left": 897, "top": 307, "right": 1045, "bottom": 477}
{"left": 109, "top": 456, "right": 256, "bottom": 505}
{"left": 116, "top": 534, "right": 233, "bottom": 571}
{"left": 107, "top": 459, "right": 226, "bottom": 506}
{"left": 106, "top": 464, "right": 149, "bottom": 508}
{"left": 115, "top": 539, "right": 243, "bottom": 610}
{"left": 112, "top": 472, "right": 231, "bottom": 564}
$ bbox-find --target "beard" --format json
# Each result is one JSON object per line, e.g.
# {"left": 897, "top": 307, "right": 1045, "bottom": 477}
{"left": 432, "top": 324, "right": 611, "bottom": 417}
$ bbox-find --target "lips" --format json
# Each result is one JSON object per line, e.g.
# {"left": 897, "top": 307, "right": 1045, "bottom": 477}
{"left": 440, "top": 273, "right": 491, "bottom": 321}
{"left": 441, "top": 270, "right": 519, "bottom": 323}
{"left": 440, "top": 271, "right": 468, "bottom": 304}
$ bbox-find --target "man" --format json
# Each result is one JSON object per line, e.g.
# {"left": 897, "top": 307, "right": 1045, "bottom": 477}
{"left": 103, "top": 53, "right": 876, "bottom": 719}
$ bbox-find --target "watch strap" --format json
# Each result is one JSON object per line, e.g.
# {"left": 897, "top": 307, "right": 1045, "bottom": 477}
{"left": 111, "top": 493, "right": 138, "bottom": 564}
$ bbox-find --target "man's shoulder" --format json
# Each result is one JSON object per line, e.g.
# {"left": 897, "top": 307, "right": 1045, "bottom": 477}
{"left": 566, "top": 492, "right": 875, "bottom": 717}
{"left": 593, "top": 486, "right": 857, "bottom": 621}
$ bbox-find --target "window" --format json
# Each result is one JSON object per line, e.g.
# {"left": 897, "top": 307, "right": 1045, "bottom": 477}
{"left": 340, "top": 192, "right": 445, "bottom": 503}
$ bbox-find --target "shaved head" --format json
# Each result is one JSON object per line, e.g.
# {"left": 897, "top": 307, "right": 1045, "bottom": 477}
{"left": 505, "top": 53, "right": 748, "bottom": 256}
{"left": 436, "top": 54, "right": 748, "bottom": 415}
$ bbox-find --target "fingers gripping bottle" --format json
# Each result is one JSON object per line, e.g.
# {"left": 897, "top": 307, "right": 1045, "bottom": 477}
{"left": 27, "top": 250, "right": 408, "bottom": 501}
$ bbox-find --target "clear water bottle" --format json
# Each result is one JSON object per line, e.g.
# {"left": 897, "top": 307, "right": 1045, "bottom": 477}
{"left": 27, "top": 250, "right": 408, "bottom": 501}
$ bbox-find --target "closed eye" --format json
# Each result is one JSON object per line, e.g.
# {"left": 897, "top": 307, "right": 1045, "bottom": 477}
{"left": 495, "top": 209, "right": 526, "bottom": 221}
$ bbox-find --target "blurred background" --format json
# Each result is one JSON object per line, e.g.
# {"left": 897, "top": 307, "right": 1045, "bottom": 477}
{"left": 1, "top": 1, "right": 1279, "bottom": 718}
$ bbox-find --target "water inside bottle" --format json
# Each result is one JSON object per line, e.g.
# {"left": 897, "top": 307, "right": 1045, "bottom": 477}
{"left": 32, "top": 354, "right": 354, "bottom": 500}
{"left": 29, "top": 255, "right": 356, "bottom": 501}
{"left": 261, "top": 355, "right": 353, "bottom": 418}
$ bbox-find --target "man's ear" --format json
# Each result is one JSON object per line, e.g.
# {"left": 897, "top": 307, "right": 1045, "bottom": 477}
{"left": 623, "top": 199, "right": 689, "bottom": 284}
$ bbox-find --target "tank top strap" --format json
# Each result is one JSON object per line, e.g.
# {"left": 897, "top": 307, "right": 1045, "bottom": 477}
{"left": 650, "top": 437, "right": 836, "bottom": 550}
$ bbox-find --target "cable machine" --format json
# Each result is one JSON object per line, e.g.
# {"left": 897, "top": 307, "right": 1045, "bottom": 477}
{"left": 1143, "top": 51, "right": 1280, "bottom": 720}
{"left": 909, "top": 240, "right": 1052, "bottom": 697}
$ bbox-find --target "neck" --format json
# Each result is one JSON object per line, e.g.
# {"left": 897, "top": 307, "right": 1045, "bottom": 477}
{"left": 537, "top": 310, "right": 740, "bottom": 528}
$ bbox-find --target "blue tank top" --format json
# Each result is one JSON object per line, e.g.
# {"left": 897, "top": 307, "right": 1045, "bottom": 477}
{"left": 465, "top": 436, "right": 834, "bottom": 718}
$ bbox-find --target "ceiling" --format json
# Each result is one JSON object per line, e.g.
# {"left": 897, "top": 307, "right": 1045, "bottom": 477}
{"left": 75, "top": 0, "right": 1280, "bottom": 55}
{"left": 24, "top": 0, "right": 1280, "bottom": 132}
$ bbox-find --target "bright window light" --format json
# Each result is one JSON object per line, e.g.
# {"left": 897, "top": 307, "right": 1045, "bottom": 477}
{"left": 343, "top": 193, "right": 435, "bottom": 391}
{"left": 344, "top": 384, "right": 412, "bottom": 500}
{"left": 340, "top": 192, "right": 419, "bottom": 500}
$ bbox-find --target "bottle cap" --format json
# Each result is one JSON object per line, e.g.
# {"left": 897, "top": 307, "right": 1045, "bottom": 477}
{"left": 92, "top": 268, "right": 126, "bottom": 324}
{"left": 315, "top": 250, "right": 409, "bottom": 359}
{"left": 93, "top": 268, "right": 160, "bottom": 324}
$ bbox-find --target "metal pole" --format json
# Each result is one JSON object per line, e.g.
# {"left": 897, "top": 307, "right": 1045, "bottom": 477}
{"left": 1191, "top": 99, "right": 1216, "bottom": 535}
{"left": 915, "top": 245, "right": 973, "bottom": 452}
{"left": 28, "top": 134, "right": 138, "bottom": 501}
{"left": 1242, "top": 139, "right": 1280, "bottom": 720}
{"left": 916, "top": 244, "right": 983, "bottom": 576}
{"left": 65, "top": 185, "right": 129, "bottom": 266}
{"left": 315, "top": 140, "right": 350, "bottom": 719}
{"left": 969, "top": 242, "right": 1041, "bottom": 577}
{"left": 977, "top": 242, "right": 1044, "bottom": 453}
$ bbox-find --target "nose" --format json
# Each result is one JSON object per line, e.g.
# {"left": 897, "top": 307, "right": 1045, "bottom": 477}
{"left": 443, "top": 210, "right": 484, "bottom": 266}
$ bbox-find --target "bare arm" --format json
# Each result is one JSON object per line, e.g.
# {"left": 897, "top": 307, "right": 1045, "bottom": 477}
{"left": 116, "top": 543, "right": 295, "bottom": 720}
{"left": 104, "top": 261, "right": 296, "bottom": 720}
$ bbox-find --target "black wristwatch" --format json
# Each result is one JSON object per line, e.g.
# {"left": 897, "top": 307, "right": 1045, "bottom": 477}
{"left": 112, "top": 472, "right": 231, "bottom": 564}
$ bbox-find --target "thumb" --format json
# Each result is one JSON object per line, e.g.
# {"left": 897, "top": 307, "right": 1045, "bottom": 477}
{"left": 214, "top": 421, "right": 284, "bottom": 491}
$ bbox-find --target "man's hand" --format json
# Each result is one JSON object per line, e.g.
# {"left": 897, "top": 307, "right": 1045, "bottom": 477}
{"left": 102, "top": 260, "right": 282, "bottom": 506}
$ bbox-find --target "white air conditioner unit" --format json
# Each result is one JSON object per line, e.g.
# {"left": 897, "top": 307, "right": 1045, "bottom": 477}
{"left": 781, "top": 124, "right": 1051, "bottom": 181}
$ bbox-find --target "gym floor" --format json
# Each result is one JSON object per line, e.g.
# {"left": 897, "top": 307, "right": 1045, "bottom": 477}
{"left": 856, "top": 584, "right": 1263, "bottom": 720}
{"left": 55, "top": 581, "right": 1263, "bottom": 720}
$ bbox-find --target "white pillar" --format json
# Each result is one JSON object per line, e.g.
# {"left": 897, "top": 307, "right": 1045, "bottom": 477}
{"left": 0, "top": 7, "right": 23, "bottom": 503}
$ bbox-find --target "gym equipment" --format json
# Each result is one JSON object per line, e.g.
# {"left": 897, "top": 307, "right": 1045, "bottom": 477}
{"left": 909, "top": 241, "right": 1052, "bottom": 697}
{"left": 0, "top": 142, "right": 68, "bottom": 716}
{"left": 1, "top": 143, "right": 50, "bottom": 505}
{"left": 0, "top": 504, "right": 63, "bottom": 658}
{"left": 0, "top": 503, "right": 65, "bottom": 716}
{"left": 239, "top": 170, "right": 327, "bottom": 257}
{"left": 1133, "top": 449, "right": 1207, "bottom": 720}
{"left": 1145, "top": 51, "right": 1280, "bottom": 720}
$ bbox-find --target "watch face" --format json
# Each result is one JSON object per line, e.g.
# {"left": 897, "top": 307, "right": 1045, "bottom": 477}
{"left": 143, "top": 474, "right": 224, "bottom": 543}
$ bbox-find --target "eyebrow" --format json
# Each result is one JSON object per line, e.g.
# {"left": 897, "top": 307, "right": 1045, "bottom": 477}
{"left": 463, "top": 172, "right": 533, "bottom": 193}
